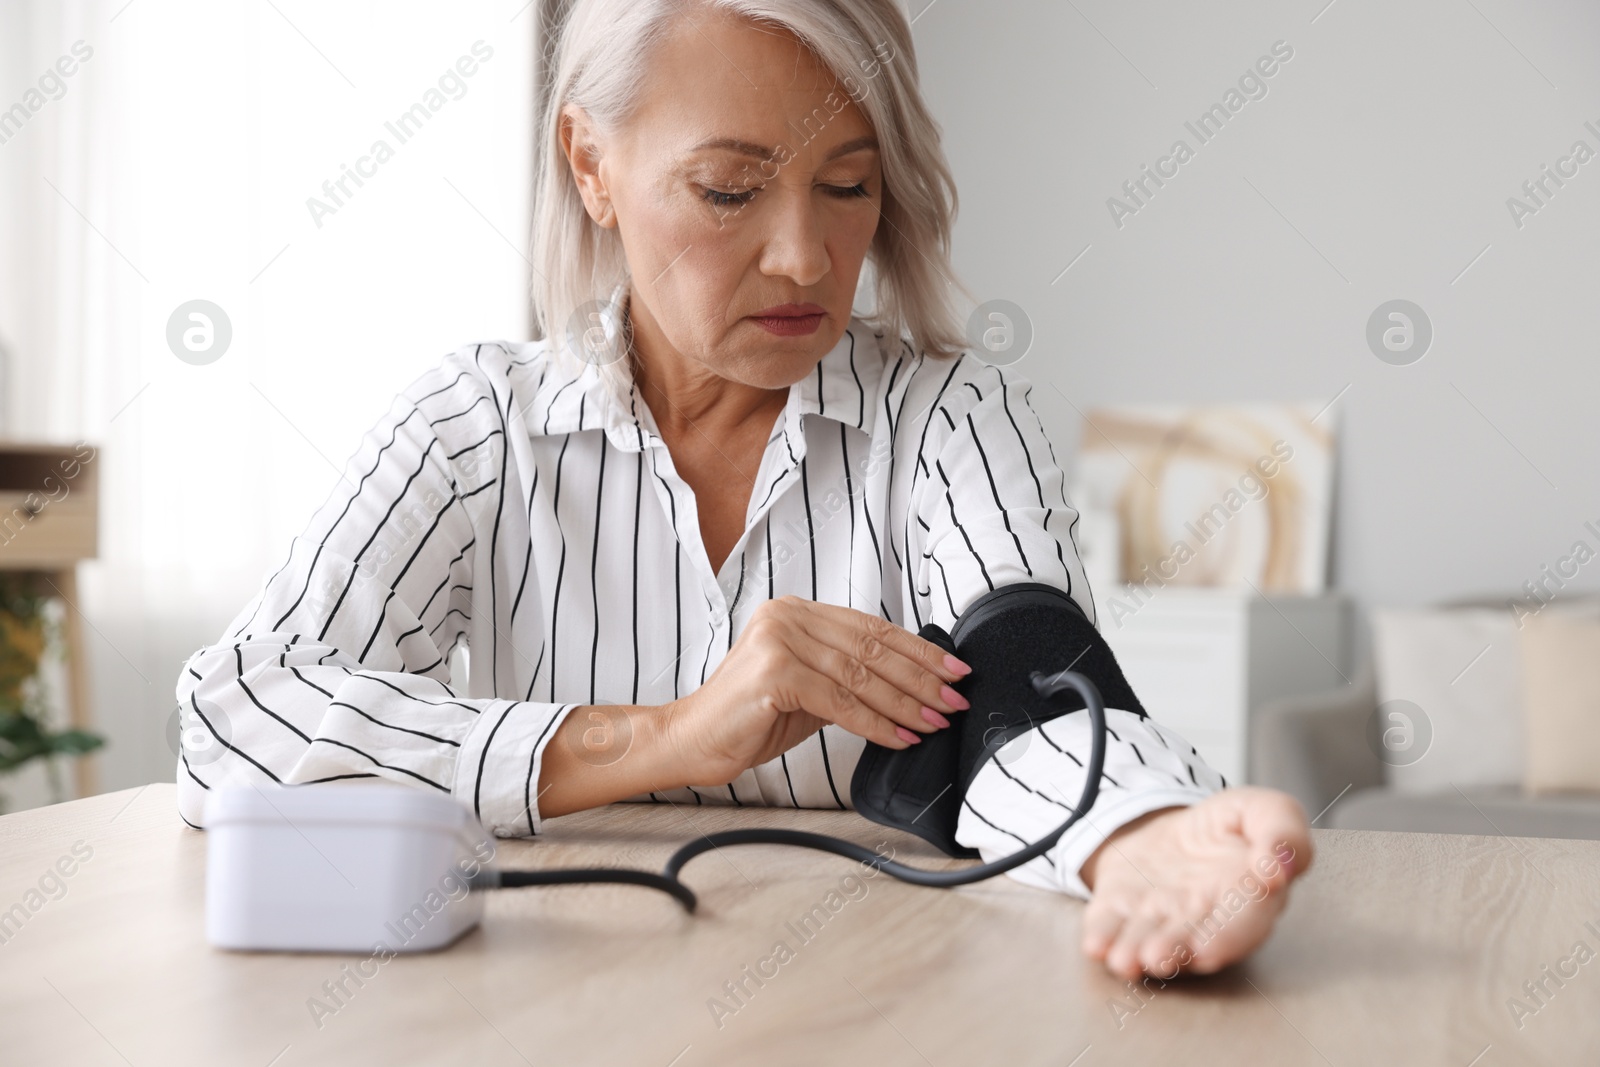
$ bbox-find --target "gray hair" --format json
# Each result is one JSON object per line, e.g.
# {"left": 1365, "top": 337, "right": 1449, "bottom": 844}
{"left": 530, "top": 0, "right": 967, "bottom": 368}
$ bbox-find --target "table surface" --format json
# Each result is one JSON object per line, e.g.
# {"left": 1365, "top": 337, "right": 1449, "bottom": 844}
{"left": 2, "top": 784, "right": 1598, "bottom": 1067}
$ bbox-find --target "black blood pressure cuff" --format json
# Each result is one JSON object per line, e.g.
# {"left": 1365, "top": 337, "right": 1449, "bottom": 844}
{"left": 850, "top": 583, "right": 1146, "bottom": 859}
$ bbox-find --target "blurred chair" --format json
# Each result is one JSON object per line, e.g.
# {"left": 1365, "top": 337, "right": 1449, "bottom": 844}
{"left": 1252, "top": 594, "right": 1600, "bottom": 840}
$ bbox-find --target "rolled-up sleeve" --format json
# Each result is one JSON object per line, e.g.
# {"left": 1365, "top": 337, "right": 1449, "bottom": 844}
{"left": 958, "top": 709, "right": 1225, "bottom": 899}
{"left": 908, "top": 361, "right": 1226, "bottom": 898}
{"left": 910, "top": 365, "right": 1097, "bottom": 630}
{"left": 175, "top": 358, "right": 576, "bottom": 837}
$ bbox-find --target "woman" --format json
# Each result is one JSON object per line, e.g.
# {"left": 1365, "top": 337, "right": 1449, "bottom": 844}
{"left": 177, "top": 0, "right": 1312, "bottom": 980}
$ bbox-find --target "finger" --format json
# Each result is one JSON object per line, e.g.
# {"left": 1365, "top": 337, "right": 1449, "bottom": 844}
{"left": 798, "top": 599, "right": 971, "bottom": 684}
{"left": 1229, "top": 787, "right": 1314, "bottom": 888}
{"left": 1106, "top": 906, "right": 1166, "bottom": 980}
{"left": 1080, "top": 899, "right": 1126, "bottom": 961}
{"left": 793, "top": 601, "right": 969, "bottom": 715}
{"left": 752, "top": 606, "right": 931, "bottom": 744}
{"left": 774, "top": 659, "right": 913, "bottom": 750}
{"left": 1139, "top": 912, "right": 1196, "bottom": 978}
{"left": 793, "top": 638, "right": 947, "bottom": 735}
{"left": 776, "top": 606, "right": 954, "bottom": 731}
{"left": 1182, "top": 886, "right": 1286, "bottom": 976}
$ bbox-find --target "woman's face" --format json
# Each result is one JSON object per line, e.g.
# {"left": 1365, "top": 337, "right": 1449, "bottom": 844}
{"left": 562, "top": 12, "right": 883, "bottom": 391}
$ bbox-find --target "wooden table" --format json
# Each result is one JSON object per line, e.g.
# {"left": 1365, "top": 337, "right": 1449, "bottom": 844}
{"left": 2, "top": 785, "right": 1597, "bottom": 1066}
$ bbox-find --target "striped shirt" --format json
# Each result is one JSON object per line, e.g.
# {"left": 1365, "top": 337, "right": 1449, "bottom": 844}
{"left": 175, "top": 319, "right": 1223, "bottom": 898}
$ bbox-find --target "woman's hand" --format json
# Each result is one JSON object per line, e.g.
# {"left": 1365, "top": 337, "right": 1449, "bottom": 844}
{"left": 1079, "top": 787, "right": 1313, "bottom": 980}
{"left": 662, "top": 596, "right": 972, "bottom": 787}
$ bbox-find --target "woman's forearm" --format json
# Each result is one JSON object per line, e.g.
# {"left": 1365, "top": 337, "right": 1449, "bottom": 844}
{"left": 535, "top": 704, "right": 688, "bottom": 819}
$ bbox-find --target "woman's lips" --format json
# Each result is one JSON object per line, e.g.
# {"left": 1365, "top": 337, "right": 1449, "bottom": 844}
{"left": 749, "top": 304, "right": 827, "bottom": 336}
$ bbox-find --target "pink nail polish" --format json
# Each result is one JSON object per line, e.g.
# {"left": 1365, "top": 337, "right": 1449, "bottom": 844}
{"left": 940, "top": 685, "right": 970, "bottom": 711}
{"left": 944, "top": 654, "right": 972, "bottom": 676}
{"left": 921, "top": 706, "right": 950, "bottom": 729}
{"left": 895, "top": 726, "right": 921, "bottom": 745}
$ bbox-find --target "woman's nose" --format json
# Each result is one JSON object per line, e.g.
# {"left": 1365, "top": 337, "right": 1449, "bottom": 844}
{"left": 757, "top": 191, "right": 830, "bottom": 287}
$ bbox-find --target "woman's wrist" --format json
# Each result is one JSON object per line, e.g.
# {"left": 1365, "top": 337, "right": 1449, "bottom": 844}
{"left": 653, "top": 692, "right": 738, "bottom": 792}
{"left": 652, "top": 697, "right": 692, "bottom": 790}
{"left": 536, "top": 702, "right": 693, "bottom": 819}
{"left": 1079, "top": 806, "right": 1186, "bottom": 891}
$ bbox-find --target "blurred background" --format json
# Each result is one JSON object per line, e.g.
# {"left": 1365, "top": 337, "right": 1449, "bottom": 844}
{"left": 2, "top": 0, "right": 1598, "bottom": 837}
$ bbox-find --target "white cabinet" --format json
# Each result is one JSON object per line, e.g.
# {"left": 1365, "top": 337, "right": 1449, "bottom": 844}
{"left": 1091, "top": 585, "right": 1349, "bottom": 785}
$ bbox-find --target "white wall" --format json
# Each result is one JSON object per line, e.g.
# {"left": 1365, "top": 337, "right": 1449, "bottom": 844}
{"left": 909, "top": 0, "right": 1600, "bottom": 644}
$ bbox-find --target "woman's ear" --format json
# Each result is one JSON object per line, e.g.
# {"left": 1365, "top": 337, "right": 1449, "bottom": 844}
{"left": 560, "top": 105, "right": 617, "bottom": 229}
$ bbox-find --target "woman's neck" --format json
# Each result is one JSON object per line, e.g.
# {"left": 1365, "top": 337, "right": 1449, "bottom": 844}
{"left": 626, "top": 292, "right": 787, "bottom": 440}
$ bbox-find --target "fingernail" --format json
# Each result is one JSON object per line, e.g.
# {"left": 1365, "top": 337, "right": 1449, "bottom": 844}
{"left": 895, "top": 726, "right": 921, "bottom": 745}
{"left": 944, "top": 654, "right": 972, "bottom": 676}
{"left": 921, "top": 706, "right": 950, "bottom": 728}
{"left": 940, "top": 685, "right": 970, "bottom": 711}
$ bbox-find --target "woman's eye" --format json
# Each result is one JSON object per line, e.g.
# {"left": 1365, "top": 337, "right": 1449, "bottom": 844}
{"left": 825, "top": 183, "right": 872, "bottom": 199}
{"left": 703, "top": 186, "right": 757, "bottom": 207}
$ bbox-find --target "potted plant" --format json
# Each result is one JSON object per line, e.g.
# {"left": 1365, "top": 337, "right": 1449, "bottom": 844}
{"left": 0, "top": 574, "right": 102, "bottom": 812}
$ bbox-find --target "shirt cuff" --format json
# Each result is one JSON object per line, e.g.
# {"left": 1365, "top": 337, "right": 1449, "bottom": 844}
{"left": 453, "top": 700, "right": 578, "bottom": 837}
{"left": 954, "top": 707, "right": 1225, "bottom": 900}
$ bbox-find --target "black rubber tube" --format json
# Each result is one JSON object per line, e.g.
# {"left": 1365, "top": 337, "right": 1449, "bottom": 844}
{"left": 477, "top": 669, "right": 1106, "bottom": 913}
{"left": 478, "top": 866, "right": 700, "bottom": 912}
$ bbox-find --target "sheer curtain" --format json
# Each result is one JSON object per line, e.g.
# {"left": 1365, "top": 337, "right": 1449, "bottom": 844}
{"left": 0, "top": 0, "right": 536, "bottom": 806}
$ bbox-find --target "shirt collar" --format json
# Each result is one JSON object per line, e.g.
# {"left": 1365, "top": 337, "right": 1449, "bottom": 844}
{"left": 527, "top": 289, "right": 885, "bottom": 451}
{"left": 792, "top": 321, "right": 882, "bottom": 435}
